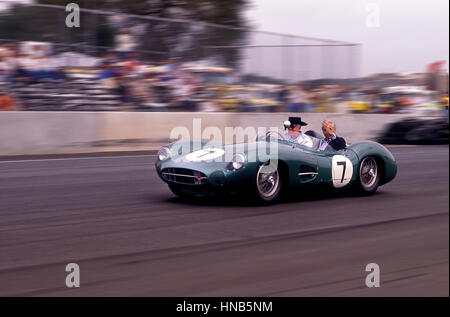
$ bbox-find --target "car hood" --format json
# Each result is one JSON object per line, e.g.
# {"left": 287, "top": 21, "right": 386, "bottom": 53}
{"left": 163, "top": 139, "right": 281, "bottom": 164}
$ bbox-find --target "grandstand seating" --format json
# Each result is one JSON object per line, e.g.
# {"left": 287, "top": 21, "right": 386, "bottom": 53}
{"left": 8, "top": 68, "right": 122, "bottom": 111}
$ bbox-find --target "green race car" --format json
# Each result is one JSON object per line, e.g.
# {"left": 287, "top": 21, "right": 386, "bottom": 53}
{"left": 156, "top": 130, "right": 397, "bottom": 203}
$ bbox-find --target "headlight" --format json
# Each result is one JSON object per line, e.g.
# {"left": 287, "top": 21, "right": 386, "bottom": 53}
{"left": 158, "top": 147, "right": 171, "bottom": 161}
{"left": 230, "top": 153, "right": 245, "bottom": 170}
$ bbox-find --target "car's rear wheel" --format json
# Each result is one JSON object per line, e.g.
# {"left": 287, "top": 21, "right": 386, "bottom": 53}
{"left": 254, "top": 161, "right": 282, "bottom": 203}
{"left": 357, "top": 156, "right": 380, "bottom": 194}
{"left": 168, "top": 184, "right": 196, "bottom": 199}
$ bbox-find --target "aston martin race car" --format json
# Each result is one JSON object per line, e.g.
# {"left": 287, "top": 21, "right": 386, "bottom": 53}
{"left": 156, "top": 128, "right": 397, "bottom": 203}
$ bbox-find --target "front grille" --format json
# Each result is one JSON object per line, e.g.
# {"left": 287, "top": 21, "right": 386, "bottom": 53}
{"left": 161, "top": 168, "right": 207, "bottom": 185}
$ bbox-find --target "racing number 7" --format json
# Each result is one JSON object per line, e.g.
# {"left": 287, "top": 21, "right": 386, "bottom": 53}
{"left": 337, "top": 161, "right": 346, "bottom": 183}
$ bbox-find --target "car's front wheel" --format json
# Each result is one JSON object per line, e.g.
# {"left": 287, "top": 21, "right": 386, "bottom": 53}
{"left": 357, "top": 156, "right": 380, "bottom": 194}
{"left": 254, "top": 161, "right": 283, "bottom": 203}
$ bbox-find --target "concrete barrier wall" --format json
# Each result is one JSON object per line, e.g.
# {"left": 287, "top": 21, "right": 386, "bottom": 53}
{"left": 0, "top": 112, "right": 412, "bottom": 156}
{"left": 0, "top": 112, "right": 99, "bottom": 155}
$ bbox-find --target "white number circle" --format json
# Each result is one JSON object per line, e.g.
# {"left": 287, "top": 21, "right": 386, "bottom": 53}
{"left": 332, "top": 155, "right": 353, "bottom": 188}
{"left": 185, "top": 148, "right": 225, "bottom": 162}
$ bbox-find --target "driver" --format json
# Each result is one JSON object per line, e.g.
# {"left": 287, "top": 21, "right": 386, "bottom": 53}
{"left": 284, "top": 117, "right": 313, "bottom": 148}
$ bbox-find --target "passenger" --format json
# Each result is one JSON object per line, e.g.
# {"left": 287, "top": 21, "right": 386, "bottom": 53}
{"left": 284, "top": 116, "right": 313, "bottom": 148}
{"left": 318, "top": 119, "right": 346, "bottom": 151}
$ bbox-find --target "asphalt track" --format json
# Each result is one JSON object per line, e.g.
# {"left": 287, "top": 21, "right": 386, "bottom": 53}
{"left": 0, "top": 145, "right": 448, "bottom": 296}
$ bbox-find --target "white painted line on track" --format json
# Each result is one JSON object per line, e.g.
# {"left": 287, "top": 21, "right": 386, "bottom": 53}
{"left": 0, "top": 154, "right": 158, "bottom": 164}
{"left": 385, "top": 145, "right": 419, "bottom": 148}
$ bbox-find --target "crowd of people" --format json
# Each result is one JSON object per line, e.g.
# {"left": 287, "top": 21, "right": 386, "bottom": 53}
{"left": 0, "top": 42, "right": 68, "bottom": 110}
{"left": 1, "top": 42, "right": 448, "bottom": 115}
{"left": 0, "top": 43, "right": 67, "bottom": 84}
{"left": 96, "top": 54, "right": 209, "bottom": 111}
{"left": 274, "top": 85, "right": 348, "bottom": 113}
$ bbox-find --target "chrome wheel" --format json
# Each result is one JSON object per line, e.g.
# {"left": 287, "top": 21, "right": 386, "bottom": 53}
{"left": 256, "top": 162, "right": 280, "bottom": 199}
{"left": 359, "top": 157, "right": 378, "bottom": 190}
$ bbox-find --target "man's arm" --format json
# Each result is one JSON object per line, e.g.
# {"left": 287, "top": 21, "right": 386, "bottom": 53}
{"left": 330, "top": 136, "right": 346, "bottom": 151}
{"left": 301, "top": 134, "right": 314, "bottom": 148}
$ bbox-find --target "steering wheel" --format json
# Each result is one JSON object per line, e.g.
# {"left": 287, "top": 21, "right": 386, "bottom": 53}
{"left": 265, "top": 130, "right": 286, "bottom": 141}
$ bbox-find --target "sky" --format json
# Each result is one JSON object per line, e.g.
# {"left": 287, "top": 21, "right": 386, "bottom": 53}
{"left": 244, "top": 0, "right": 449, "bottom": 76}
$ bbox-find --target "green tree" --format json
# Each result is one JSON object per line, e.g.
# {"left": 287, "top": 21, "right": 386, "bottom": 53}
{"left": 33, "top": 0, "right": 250, "bottom": 66}
{"left": 0, "top": 3, "right": 114, "bottom": 56}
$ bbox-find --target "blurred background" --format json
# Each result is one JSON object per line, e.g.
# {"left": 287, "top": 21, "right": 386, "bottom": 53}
{"left": 0, "top": 0, "right": 448, "bottom": 115}
{"left": 0, "top": 1, "right": 448, "bottom": 298}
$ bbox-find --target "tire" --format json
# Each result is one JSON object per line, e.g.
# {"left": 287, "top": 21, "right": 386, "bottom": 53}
{"left": 168, "top": 184, "right": 196, "bottom": 199}
{"left": 356, "top": 156, "right": 380, "bottom": 194}
{"left": 253, "top": 161, "right": 283, "bottom": 203}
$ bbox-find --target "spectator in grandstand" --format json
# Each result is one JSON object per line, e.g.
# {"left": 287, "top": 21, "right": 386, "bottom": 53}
{"left": 25, "top": 44, "right": 48, "bottom": 81}
{"left": 315, "top": 86, "right": 332, "bottom": 113}
{"left": 103, "top": 52, "right": 119, "bottom": 65}
{"left": 0, "top": 54, "right": 7, "bottom": 84}
{"left": 96, "top": 57, "right": 120, "bottom": 93}
{"left": 159, "top": 58, "right": 179, "bottom": 83}
{"left": 0, "top": 44, "right": 23, "bottom": 84}
{"left": 297, "top": 85, "right": 308, "bottom": 112}
{"left": 303, "top": 87, "right": 317, "bottom": 113}
{"left": 97, "top": 60, "right": 117, "bottom": 80}
{"left": 0, "top": 44, "right": 14, "bottom": 81}
{"left": 11, "top": 44, "right": 65, "bottom": 83}
{"left": 288, "top": 85, "right": 307, "bottom": 113}
{"left": 171, "top": 75, "right": 197, "bottom": 111}
{"left": 45, "top": 51, "right": 69, "bottom": 82}
{"left": 116, "top": 75, "right": 132, "bottom": 110}
{"left": 0, "top": 87, "right": 17, "bottom": 111}
{"left": 14, "top": 52, "right": 34, "bottom": 82}
{"left": 276, "top": 85, "right": 290, "bottom": 109}
{"left": 115, "top": 28, "right": 137, "bottom": 59}
{"left": 286, "top": 85, "right": 296, "bottom": 112}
